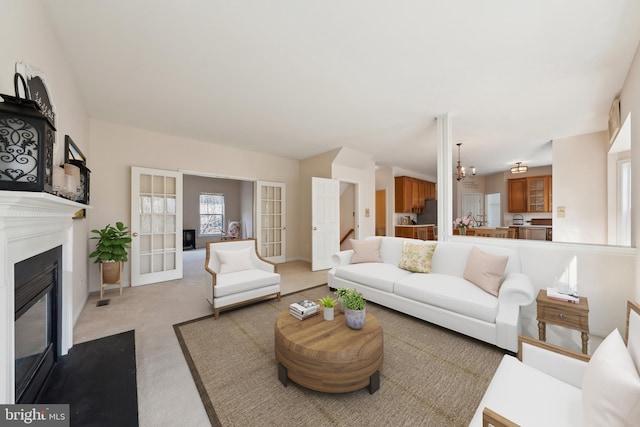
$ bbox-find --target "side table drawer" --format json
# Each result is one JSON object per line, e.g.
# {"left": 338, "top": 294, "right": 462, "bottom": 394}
{"left": 538, "top": 304, "right": 588, "bottom": 332}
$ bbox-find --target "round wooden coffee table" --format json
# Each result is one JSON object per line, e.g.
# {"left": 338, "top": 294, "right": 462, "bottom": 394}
{"left": 274, "top": 308, "right": 383, "bottom": 393}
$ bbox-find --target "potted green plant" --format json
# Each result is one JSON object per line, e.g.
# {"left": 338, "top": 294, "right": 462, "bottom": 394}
{"left": 89, "top": 222, "right": 132, "bottom": 286}
{"left": 334, "top": 287, "right": 350, "bottom": 313}
{"left": 319, "top": 296, "right": 337, "bottom": 321}
{"left": 342, "top": 288, "right": 367, "bottom": 330}
{"left": 319, "top": 296, "right": 336, "bottom": 320}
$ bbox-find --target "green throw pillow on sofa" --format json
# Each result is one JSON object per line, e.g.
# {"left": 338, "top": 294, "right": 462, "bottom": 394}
{"left": 398, "top": 241, "right": 437, "bottom": 273}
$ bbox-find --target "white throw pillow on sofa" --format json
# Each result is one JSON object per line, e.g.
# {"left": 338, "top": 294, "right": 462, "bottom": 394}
{"left": 216, "top": 247, "right": 254, "bottom": 274}
{"left": 582, "top": 328, "right": 640, "bottom": 427}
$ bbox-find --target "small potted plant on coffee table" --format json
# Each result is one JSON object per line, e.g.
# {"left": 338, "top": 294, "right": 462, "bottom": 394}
{"left": 342, "top": 288, "right": 367, "bottom": 330}
{"left": 334, "top": 287, "right": 350, "bottom": 313}
{"left": 319, "top": 296, "right": 337, "bottom": 321}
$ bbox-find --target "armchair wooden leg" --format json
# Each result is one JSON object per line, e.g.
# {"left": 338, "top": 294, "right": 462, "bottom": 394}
{"left": 214, "top": 308, "right": 220, "bottom": 319}
{"left": 277, "top": 292, "right": 281, "bottom": 302}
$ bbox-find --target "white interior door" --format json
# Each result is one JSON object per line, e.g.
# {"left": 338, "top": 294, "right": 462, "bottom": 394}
{"left": 312, "top": 177, "right": 340, "bottom": 271}
{"left": 131, "top": 167, "right": 183, "bottom": 286}
{"left": 255, "top": 181, "right": 286, "bottom": 263}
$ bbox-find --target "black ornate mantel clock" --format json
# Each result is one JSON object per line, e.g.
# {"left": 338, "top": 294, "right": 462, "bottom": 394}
{"left": 0, "top": 74, "right": 55, "bottom": 193}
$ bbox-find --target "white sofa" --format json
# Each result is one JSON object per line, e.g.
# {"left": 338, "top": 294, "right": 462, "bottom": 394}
{"left": 205, "top": 239, "right": 281, "bottom": 319}
{"left": 328, "top": 236, "right": 535, "bottom": 352}
{"left": 471, "top": 301, "right": 640, "bottom": 426}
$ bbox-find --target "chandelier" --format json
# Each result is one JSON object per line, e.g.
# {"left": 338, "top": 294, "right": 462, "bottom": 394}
{"left": 455, "top": 143, "right": 475, "bottom": 181}
{"left": 510, "top": 162, "right": 528, "bottom": 174}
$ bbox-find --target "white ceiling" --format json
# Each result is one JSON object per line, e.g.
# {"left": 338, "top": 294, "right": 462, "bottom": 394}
{"left": 42, "top": 0, "right": 640, "bottom": 177}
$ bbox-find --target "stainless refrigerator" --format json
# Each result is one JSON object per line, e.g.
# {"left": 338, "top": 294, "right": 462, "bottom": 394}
{"left": 417, "top": 199, "right": 437, "bottom": 225}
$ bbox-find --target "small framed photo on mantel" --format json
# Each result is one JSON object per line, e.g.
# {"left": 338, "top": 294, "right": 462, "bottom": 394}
{"left": 64, "top": 135, "right": 91, "bottom": 205}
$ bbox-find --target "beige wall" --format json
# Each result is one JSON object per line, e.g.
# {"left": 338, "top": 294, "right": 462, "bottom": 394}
{"left": 339, "top": 184, "right": 355, "bottom": 249}
{"left": 375, "top": 165, "right": 394, "bottom": 235}
{"left": 332, "top": 148, "right": 376, "bottom": 239}
{"left": 88, "top": 120, "right": 300, "bottom": 290}
{"left": 0, "top": 0, "right": 91, "bottom": 324}
{"left": 553, "top": 131, "right": 608, "bottom": 244}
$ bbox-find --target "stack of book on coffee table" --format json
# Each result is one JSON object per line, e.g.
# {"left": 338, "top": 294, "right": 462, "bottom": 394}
{"left": 290, "top": 299, "right": 319, "bottom": 320}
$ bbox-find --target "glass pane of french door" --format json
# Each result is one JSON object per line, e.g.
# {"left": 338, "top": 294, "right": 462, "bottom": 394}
{"left": 256, "top": 181, "right": 286, "bottom": 263}
{"left": 131, "top": 167, "right": 183, "bottom": 286}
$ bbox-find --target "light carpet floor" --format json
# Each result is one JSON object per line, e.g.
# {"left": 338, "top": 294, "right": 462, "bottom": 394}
{"left": 174, "top": 286, "right": 505, "bottom": 427}
{"left": 73, "top": 249, "right": 327, "bottom": 427}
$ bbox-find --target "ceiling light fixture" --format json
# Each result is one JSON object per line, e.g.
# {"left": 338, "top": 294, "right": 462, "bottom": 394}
{"left": 455, "top": 143, "right": 476, "bottom": 181}
{"left": 510, "top": 162, "right": 528, "bottom": 174}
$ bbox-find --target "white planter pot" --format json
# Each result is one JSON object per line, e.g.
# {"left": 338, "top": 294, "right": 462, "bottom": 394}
{"left": 344, "top": 307, "right": 366, "bottom": 329}
{"left": 323, "top": 306, "right": 335, "bottom": 321}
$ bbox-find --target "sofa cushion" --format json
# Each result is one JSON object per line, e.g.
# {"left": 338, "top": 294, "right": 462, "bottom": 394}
{"left": 582, "top": 328, "right": 640, "bottom": 427}
{"left": 334, "top": 262, "right": 412, "bottom": 293}
{"left": 398, "top": 241, "right": 437, "bottom": 273}
{"left": 470, "top": 355, "right": 581, "bottom": 426}
{"left": 394, "top": 273, "right": 498, "bottom": 323}
{"left": 350, "top": 238, "right": 382, "bottom": 263}
{"left": 216, "top": 246, "right": 253, "bottom": 274}
{"left": 376, "top": 236, "right": 411, "bottom": 265}
{"left": 214, "top": 269, "right": 280, "bottom": 297}
{"left": 463, "top": 246, "right": 509, "bottom": 296}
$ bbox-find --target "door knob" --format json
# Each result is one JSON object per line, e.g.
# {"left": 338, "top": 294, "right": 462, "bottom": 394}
{"left": 132, "top": 232, "right": 139, "bottom": 237}
{"left": 313, "top": 227, "right": 317, "bottom": 231}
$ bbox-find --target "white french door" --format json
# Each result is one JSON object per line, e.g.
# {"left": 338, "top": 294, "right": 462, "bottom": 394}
{"left": 255, "top": 181, "right": 286, "bottom": 263}
{"left": 130, "top": 167, "right": 183, "bottom": 286}
{"left": 311, "top": 177, "right": 340, "bottom": 271}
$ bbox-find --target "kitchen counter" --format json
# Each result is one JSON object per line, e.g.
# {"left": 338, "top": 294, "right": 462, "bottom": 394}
{"left": 395, "top": 225, "right": 436, "bottom": 240}
{"left": 509, "top": 225, "right": 552, "bottom": 240}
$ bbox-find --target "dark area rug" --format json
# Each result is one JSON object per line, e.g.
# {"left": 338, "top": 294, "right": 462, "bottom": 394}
{"left": 37, "top": 330, "right": 138, "bottom": 427}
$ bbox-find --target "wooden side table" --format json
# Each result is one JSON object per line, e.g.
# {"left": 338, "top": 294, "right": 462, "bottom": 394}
{"left": 536, "top": 289, "right": 589, "bottom": 354}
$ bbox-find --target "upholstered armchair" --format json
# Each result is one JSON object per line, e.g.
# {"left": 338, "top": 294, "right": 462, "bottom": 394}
{"left": 205, "top": 238, "right": 281, "bottom": 319}
{"left": 470, "top": 301, "right": 640, "bottom": 426}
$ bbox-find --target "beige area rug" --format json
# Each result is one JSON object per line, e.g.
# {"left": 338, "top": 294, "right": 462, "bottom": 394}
{"left": 174, "top": 286, "right": 504, "bottom": 426}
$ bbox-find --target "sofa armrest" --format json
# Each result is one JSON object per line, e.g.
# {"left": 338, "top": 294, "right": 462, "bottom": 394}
{"left": 482, "top": 408, "right": 519, "bottom": 427}
{"left": 495, "top": 273, "right": 535, "bottom": 352}
{"left": 332, "top": 250, "right": 354, "bottom": 266}
{"left": 518, "top": 336, "right": 589, "bottom": 388}
{"left": 498, "top": 272, "right": 535, "bottom": 307}
{"left": 205, "top": 263, "right": 218, "bottom": 286}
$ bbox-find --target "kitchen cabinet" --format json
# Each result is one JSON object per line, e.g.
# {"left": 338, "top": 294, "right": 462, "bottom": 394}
{"left": 395, "top": 176, "right": 436, "bottom": 213}
{"left": 527, "top": 176, "right": 552, "bottom": 213}
{"left": 508, "top": 175, "right": 552, "bottom": 213}
{"left": 508, "top": 178, "right": 527, "bottom": 212}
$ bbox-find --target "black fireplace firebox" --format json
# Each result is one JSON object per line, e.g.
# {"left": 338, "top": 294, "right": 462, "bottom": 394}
{"left": 14, "top": 245, "right": 62, "bottom": 403}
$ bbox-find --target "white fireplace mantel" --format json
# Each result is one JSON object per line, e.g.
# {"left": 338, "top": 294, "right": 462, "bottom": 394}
{"left": 0, "top": 191, "right": 86, "bottom": 403}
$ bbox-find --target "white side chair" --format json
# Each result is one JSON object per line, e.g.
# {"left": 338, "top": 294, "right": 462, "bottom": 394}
{"left": 205, "top": 238, "right": 281, "bottom": 319}
{"left": 470, "top": 301, "right": 640, "bottom": 426}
